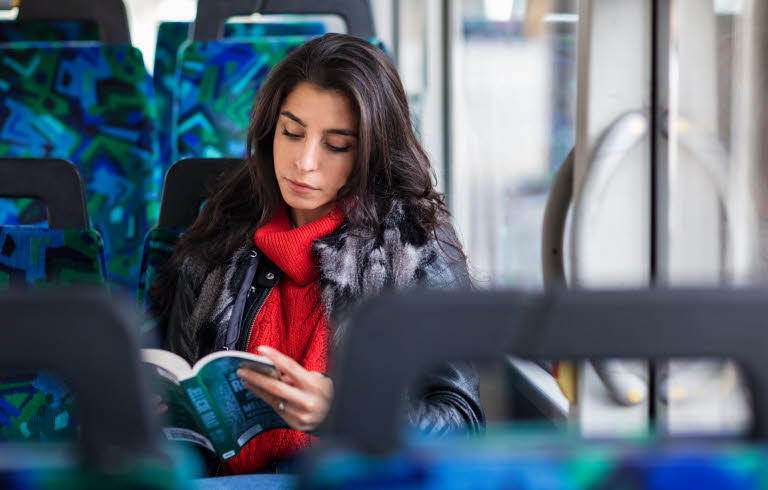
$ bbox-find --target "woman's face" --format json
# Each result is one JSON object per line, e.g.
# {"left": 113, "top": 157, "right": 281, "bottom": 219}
{"left": 273, "top": 81, "right": 358, "bottom": 223}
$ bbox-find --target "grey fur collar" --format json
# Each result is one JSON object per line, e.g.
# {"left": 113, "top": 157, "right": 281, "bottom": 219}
{"left": 314, "top": 200, "right": 440, "bottom": 344}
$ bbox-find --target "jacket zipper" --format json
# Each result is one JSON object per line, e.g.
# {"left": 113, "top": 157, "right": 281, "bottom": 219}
{"left": 239, "top": 284, "right": 275, "bottom": 351}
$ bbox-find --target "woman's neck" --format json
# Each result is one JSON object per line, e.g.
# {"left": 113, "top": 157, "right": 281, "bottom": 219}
{"left": 289, "top": 202, "right": 335, "bottom": 228}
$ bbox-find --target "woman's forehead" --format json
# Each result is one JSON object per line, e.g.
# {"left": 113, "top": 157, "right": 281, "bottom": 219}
{"left": 280, "top": 82, "right": 358, "bottom": 130}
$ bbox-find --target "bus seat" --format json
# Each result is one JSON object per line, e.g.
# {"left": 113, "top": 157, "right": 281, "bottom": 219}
{"left": 153, "top": 21, "right": 326, "bottom": 171}
{"left": 137, "top": 158, "right": 242, "bottom": 345}
{"left": 171, "top": 37, "right": 310, "bottom": 161}
{"left": 172, "top": 37, "right": 388, "bottom": 162}
{"left": 0, "top": 291, "right": 184, "bottom": 488}
{"left": 0, "top": 158, "right": 105, "bottom": 444}
{"left": 0, "top": 44, "right": 162, "bottom": 293}
{"left": 302, "top": 288, "right": 768, "bottom": 488}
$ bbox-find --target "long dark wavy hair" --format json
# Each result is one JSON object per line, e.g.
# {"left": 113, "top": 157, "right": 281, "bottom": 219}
{"left": 153, "top": 33, "right": 463, "bottom": 318}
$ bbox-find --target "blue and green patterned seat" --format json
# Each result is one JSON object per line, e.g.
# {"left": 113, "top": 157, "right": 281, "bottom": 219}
{"left": 136, "top": 225, "right": 183, "bottom": 314}
{"left": 0, "top": 156, "right": 106, "bottom": 443}
{"left": 0, "top": 227, "right": 106, "bottom": 289}
{"left": 172, "top": 36, "right": 388, "bottom": 162}
{"left": 0, "top": 20, "right": 99, "bottom": 43}
{"left": 154, "top": 21, "right": 325, "bottom": 170}
{"left": 173, "top": 37, "right": 311, "bottom": 161}
{"left": 0, "top": 227, "right": 104, "bottom": 443}
{"left": 0, "top": 45, "right": 162, "bottom": 293}
{"left": 137, "top": 158, "right": 242, "bottom": 346}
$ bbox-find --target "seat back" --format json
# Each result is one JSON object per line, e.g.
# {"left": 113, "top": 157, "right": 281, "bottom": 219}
{"left": 15, "top": 0, "right": 131, "bottom": 45}
{"left": 0, "top": 44, "right": 161, "bottom": 292}
{"left": 328, "top": 288, "right": 768, "bottom": 453}
{"left": 153, "top": 21, "right": 326, "bottom": 172}
{"left": 172, "top": 37, "right": 309, "bottom": 162}
{"left": 192, "top": 0, "right": 375, "bottom": 41}
{"left": 0, "top": 158, "right": 106, "bottom": 443}
{"left": 0, "top": 20, "right": 99, "bottom": 42}
{"left": 0, "top": 236, "right": 103, "bottom": 442}
{"left": 137, "top": 158, "right": 242, "bottom": 343}
{"left": 172, "top": 0, "right": 383, "bottom": 162}
{"left": 0, "top": 291, "right": 178, "bottom": 487}
{"left": 303, "top": 288, "right": 768, "bottom": 488}
{"left": 0, "top": 158, "right": 105, "bottom": 290}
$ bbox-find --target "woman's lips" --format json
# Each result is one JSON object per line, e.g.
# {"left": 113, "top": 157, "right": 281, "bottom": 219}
{"left": 285, "top": 178, "right": 318, "bottom": 194}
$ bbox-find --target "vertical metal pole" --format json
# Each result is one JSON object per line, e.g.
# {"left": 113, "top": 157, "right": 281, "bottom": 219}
{"left": 731, "top": 1, "right": 768, "bottom": 283}
{"left": 442, "top": 0, "right": 453, "bottom": 207}
{"left": 571, "top": 0, "right": 653, "bottom": 436}
{"left": 650, "top": 0, "right": 672, "bottom": 425}
{"left": 549, "top": 0, "right": 578, "bottom": 172}
{"left": 391, "top": 0, "right": 400, "bottom": 66}
{"left": 651, "top": 0, "right": 670, "bottom": 288}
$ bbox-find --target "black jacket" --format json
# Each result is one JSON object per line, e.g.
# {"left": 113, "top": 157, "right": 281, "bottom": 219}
{"left": 162, "top": 201, "right": 485, "bottom": 440}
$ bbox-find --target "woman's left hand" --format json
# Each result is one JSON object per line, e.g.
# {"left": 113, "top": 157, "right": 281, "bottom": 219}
{"left": 236, "top": 345, "right": 333, "bottom": 433}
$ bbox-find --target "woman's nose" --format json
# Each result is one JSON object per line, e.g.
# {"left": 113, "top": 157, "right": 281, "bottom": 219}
{"left": 296, "top": 140, "right": 321, "bottom": 172}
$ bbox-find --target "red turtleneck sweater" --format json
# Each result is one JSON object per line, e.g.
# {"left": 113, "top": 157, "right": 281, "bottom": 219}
{"left": 223, "top": 205, "right": 344, "bottom": 475}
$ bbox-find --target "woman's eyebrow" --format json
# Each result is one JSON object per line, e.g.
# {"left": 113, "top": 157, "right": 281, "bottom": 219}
{"left": 280, "top": 111, "right": 306, "bottom": 127}
{"left": 280, "top": 110, "right": 358, "bottom": 138}
{"left": 326, "top": 128, "right": 358, "bottom": 137}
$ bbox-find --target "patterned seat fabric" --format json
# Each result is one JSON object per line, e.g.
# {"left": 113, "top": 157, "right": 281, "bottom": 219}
{"left": 174, "top": 38, "right": 309, "bottom": 161}
{"left": 136, "top": 226, "right": 184, "bottom": 345}
{"left": 0, "top": 227, "right": 106, "bottom": 288}
{"left": 0, "top": 226, "right": 105, "bottom": 442}
{"left": 0, "top": 45, "right": 162, "bottom": 292}
{"left": 173, "top": 37, "right": 388, "bottom": 162}
{"left": 153, "top": 21, "right": 326, "bottom": 173}
{"left": 0, "top": 372, "right": 76, "bottom": 442}
{"left": 0, "top": 20, "right": 99, "bottom": 43}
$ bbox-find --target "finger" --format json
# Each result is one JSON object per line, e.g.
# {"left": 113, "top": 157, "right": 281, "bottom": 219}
{"left": 257, "top": 346, "right": 312, "bottom": 385}
{"left": 237, "top": 368, "right": 306, "bottom": 406}
{"left": 309, "top": 372, "right": 334, "bottom": 398}
{"left": 242, "top": 380, "right": 303, "bottom": 425}
{"left": 241, "top": 380, "right": 281, "bottom": 409}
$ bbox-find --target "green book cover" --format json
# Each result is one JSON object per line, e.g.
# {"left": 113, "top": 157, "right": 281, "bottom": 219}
{"left": 141, "top": 349, "right": 289, "bottom": 460}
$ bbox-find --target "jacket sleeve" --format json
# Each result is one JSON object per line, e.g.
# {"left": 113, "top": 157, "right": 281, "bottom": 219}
{"left": 406, "top": 241, "right": 485, "bottom": 435}
{"left": 163, "top": 259, "right": 204, "bottom": 364}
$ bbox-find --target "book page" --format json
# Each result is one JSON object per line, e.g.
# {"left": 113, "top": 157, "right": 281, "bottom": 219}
{"left": 192, "top": 350, "right": 280, "bottom": 379}
{"left": 196, "top": 356, "right": 289, "bottom": 459}
{"left": 141, "top": 349, "right": 194, "bottom": 381}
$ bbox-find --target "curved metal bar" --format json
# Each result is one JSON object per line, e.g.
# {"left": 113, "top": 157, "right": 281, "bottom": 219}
{"left": 541, "top": 148, "right": 574, "bottom": 288}
{"left": 570, "top": 110, "right": 649, "bottom": 270}
{"left": 0, "top": 158, "right": 88, "bottom": 229}
{"left": 542, "top": 111, "right": 648, "bottom": 290}
{"left": 676, "top": 121, "right": 732, "bottom": 278}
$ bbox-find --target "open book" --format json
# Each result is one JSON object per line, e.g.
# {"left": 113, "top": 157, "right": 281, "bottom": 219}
{"left": 141, "top": 349, "right": 289, "bottom": 460}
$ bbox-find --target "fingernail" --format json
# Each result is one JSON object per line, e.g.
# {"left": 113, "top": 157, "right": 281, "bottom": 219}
{"left": 236, "top": 369, "right": 245, "bottom": 377}
{"left": 257, "top": 345, "right": 272, "bottom": 353}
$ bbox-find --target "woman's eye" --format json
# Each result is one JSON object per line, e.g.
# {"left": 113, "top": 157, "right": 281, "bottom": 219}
{"left": 281, "top": 128, "right": 302, "bottom": 139}
{"left": 326, "top": 143, "right": 351, "bottom": 153}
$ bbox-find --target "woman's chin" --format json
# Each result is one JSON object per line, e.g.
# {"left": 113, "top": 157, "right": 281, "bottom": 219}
{"left": 281, "top": 194, "right": 332, "bottom": 214}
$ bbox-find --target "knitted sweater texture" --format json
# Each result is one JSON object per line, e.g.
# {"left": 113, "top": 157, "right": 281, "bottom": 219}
{"left": 223, "top": 205, "right": 343, "bottom": 474}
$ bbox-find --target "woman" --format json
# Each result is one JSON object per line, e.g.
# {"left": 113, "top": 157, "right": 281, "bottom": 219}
{"left": 153, "top": 33, "right": 483, "bottom": 475}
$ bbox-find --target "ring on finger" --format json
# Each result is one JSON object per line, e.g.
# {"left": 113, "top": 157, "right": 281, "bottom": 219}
{"left": 278, "top": 401, "right": 286, "bottom": 412}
